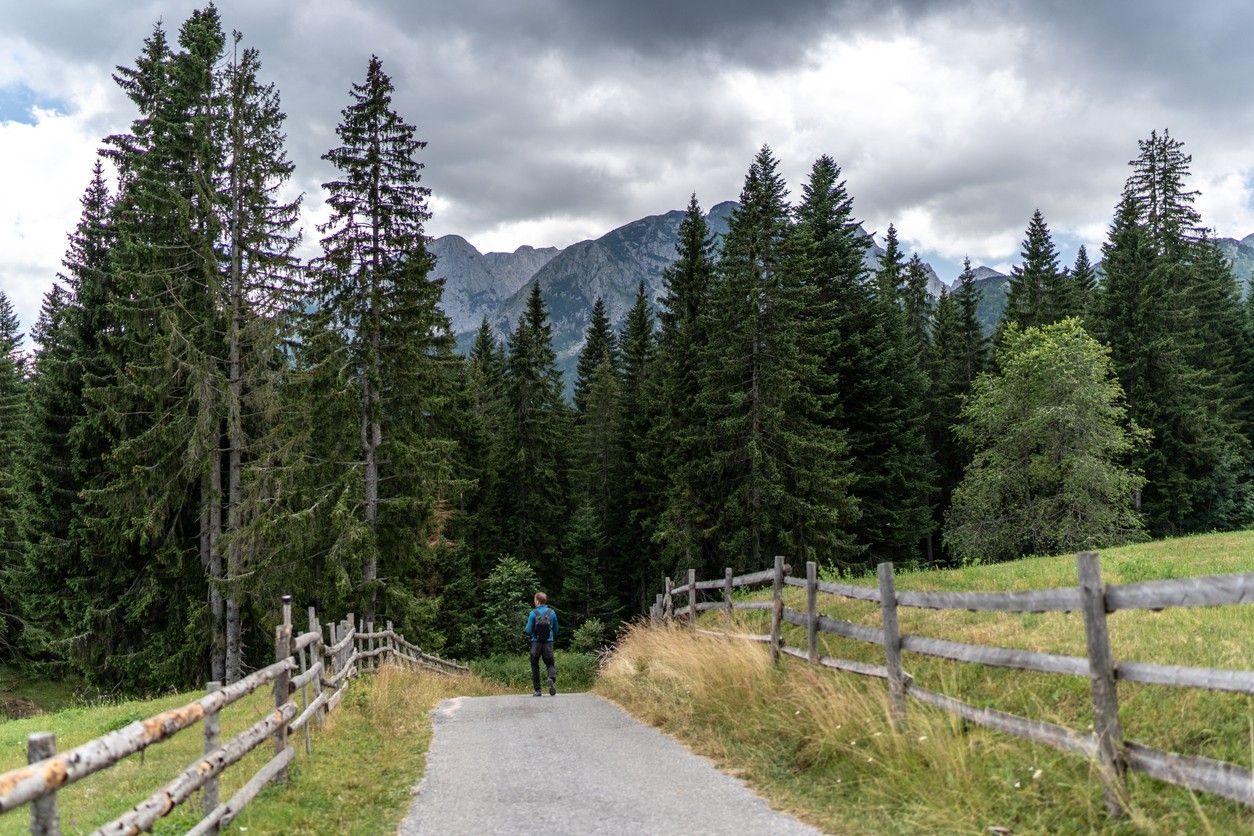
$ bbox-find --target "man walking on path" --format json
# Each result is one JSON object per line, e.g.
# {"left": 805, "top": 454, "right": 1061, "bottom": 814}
{"left": 525, "top": 592, "right": 559, "bottom": 696}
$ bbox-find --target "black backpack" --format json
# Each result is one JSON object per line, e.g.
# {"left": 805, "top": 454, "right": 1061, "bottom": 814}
{"left": 533, "top": 608, "right": 552, "bottom": 642}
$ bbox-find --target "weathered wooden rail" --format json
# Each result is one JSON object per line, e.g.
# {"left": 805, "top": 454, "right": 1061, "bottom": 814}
{"left": 0, "top": 596, "right": 467, "bottom": 834}
{"left": 651, "top": 553, "right": 1254, "bottom": 817}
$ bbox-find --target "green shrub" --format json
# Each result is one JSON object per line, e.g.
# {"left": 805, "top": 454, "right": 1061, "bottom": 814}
{"left": 570, "top": 618, "right": 606, "bottom": 653}
{"left": 470, "top": 651, "right": 598, "bottom": 692}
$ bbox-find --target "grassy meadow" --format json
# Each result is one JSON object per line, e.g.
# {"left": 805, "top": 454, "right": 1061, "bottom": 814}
{"left": 598, "top": 531, "right": 1254, "bottom": 834}
{"left": 0, "top": 665, "right": 503, "bottom": 834}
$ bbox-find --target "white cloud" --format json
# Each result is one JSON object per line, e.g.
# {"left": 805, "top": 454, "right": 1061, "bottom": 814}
{"left": 2, "top": 0, "right": 1253, "bottom": 330}
{"left": 0, "top": 103, "right": 109, "bottom": 338}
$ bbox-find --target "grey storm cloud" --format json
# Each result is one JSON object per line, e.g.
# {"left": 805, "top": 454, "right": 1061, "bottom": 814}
{"left": 2, "top": 0, "right": 1252, "bottom": 284}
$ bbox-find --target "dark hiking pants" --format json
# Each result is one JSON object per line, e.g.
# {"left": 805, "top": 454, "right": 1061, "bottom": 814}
{"left": 530, "top": 640, "right": 556, "bottom": 692}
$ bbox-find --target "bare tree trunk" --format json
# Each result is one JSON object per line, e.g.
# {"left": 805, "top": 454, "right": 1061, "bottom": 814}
{"left": 225, "top": 293, "right": 243, "bottom": 683}
{"left": 200, "top": 471, "right": 224, "bottom": 682}
{"left": 750, "top": 314, "right": 762, "bottom": 569}
{"left": 224, "top": 97, "right": 244, "bottom": 684}
{"left": 362, "top": 136, "right": 383, "bottom": 625}
{"left": 210, "top": 442, "right": 225, "bottom": 683}
{"left": 362, "top": 371, "right": 379, "bottom": 623}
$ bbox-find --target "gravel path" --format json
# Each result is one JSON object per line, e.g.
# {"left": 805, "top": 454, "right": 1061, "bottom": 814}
{"left": 397, "top": 692, "right": 821, "bottom": 835}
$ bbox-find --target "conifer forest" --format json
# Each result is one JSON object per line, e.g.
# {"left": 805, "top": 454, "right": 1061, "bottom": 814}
{"left": 2, "top": 7, "right": 1253, "bottom": 693}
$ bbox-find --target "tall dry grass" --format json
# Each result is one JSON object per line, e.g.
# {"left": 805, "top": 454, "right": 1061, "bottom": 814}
{"left": 598, "top": 620, "right": 1250, "bottom": 834}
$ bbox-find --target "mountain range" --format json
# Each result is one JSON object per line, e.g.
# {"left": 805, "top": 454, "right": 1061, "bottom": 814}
{"left": 432, "top": 201, "right": 943, "bottom": 382}
{"left": 431, "top": 207, "right": 1254, "bottom": 382}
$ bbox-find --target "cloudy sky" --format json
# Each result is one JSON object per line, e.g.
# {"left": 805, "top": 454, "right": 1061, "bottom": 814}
{"left": 2, "top": 0, "right": 1253, "bottom": 336}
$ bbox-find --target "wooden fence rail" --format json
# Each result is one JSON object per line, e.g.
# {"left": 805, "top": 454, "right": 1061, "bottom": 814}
{"left": 0, "top": 597, "right": 467, "bottom": 834}
{"left": 653, "top": 552, "right": 1254, "bottom": 816}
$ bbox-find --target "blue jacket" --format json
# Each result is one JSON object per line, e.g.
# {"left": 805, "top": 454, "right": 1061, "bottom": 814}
{"left": 525, "top": 605, "right": 558, "bottom": 642}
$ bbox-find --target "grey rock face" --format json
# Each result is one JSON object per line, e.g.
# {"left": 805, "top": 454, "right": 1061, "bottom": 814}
{"left": 430, "top": 235, "right": 560, "bottom": 334}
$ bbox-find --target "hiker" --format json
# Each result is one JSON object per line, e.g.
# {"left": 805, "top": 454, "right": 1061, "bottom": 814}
{"left": 525, "top": 592, "right": 559, "bottom": 696}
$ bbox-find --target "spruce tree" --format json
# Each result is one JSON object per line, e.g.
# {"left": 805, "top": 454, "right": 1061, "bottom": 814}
{"left": 854, "top": 229, "right": 936, "bottom": 566}
{"left": 574, "top": 297, "right": 618, "bottom": 416}
{"left": 214, "top": 30, "right": 303, "bottom": 682}
{"left": 615, "top": 282, "right": 660, "bottom": 609}
{"left": 1003, "top": 209, "right": 1064, "bottom": 331}
{"left": 315, "top": 55, "right": 454, "bottom": 625}
{"left": 927, "top": 259, "right": 989, "bottom": 557}
{"left": 77, "top": 9, "right": 227, "bottom": 688}
{"left": 784, "top": 156, "right": 890, "bottom": 566}
{"left": 453, "top": 319, "right": 508, "bottom": 577}
{"left": 13, "top": 162, "right": 115, "bottom": 662}
{"left": 1093, "top": 133, "right": 1252, "bottom": 534}
{"left": 500, "top": 283, "right": 570, "bottom": 587}
{"left": 699, "top": 147, "right": 854, "bottom": 570}
{"left": 654, "top": 196, "right": 718, "bottom": 579}
{"left": 902, "top": 254, "right": 934, "bottom": 352}
{"left": 1068, "top": 245, "right": 1097, "bottom": 319}
{"left": 0, "top": 292, "right": 26, "bottom": 651}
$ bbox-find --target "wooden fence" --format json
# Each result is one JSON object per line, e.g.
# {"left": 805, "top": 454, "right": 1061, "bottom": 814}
{"left": 0, "top": 596, "right": 468, "bottom": 834}
{"left": 651, "top": 553, "right": 1254, "bottom": 817}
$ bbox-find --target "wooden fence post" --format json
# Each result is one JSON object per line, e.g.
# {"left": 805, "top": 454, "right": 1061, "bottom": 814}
{"left": 203, "top": 681, "right": 221, "bottom": 834}
{"left": 687, "top": 569, "right": 697, "bottom": 629}
{"left": 877, "top": 562, "right": 906, "bottom": 725}
{"left": 310, "top": 607, "right": 325, "bottom": 728}
{"left": 806, "top": 561, "right": 819, "bottom": 664}
{"left": 1078, "top": 551, "right": 1127, "bottom": 818}
{"left": 770, "top": 556, "right": 785, "bottom": 665}
{"left": 723, "top": 568, "right": 734, "bottom": 632}
{"left": 345, "top": 614, "right": 355, "bottom": 680}
{"left": 295, "top": 619, "right": 311, "bottom": 755}
{"left": 27, "top": 732, "right": 58, "bottom": 835}
{"left": 386, "top": 620, "right": 394, "bottom": 666}
{"left": 653, "top": 594, "right": 663, "bottom": 624}
{"left": 664, "top": 577, "right": 674, "bottom": 622}
{"left": 326, "top": 622, "right": 339, "bottom": 689}
{"left": 274, "top": 602, "right": 292, "bottom": 784}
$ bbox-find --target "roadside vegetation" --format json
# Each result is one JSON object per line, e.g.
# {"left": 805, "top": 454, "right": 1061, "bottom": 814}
{"left": 598, "top": 531, "right": 1254, "bottom": 834}
{"left": 471, "top": 651, "right": 600, "bottom": 693}
{"left": 0, "top": 666, "right": 502, "bottom": 834}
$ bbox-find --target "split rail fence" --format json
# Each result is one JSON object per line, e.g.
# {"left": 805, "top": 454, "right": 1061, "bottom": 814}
{"left": 0, "top": 595, "right": 468, "bottom": 834}
{"left": 650, "top": 552, "right": 1254, "bottom": 817}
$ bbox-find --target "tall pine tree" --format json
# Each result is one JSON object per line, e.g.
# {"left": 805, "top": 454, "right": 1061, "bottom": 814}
{"left": 0, "top": 292, "right": 26, "bottom": 652}
{"left": 1002, "top": 209, "right": 1064, "bottom": 332}
{"left": 655, "top": 196, "right": 718, "bottom": 579}
{"left": 315, "top": 55, "right": 454, "bottom": 625}
{"left": 573, "top": 296, "right": 618, "bottom": 417}
{"left": 500, "top": 283, "right": 570, "bottom": 588}
{"left": 699, "top": 147, "right": 854, "bottom": 570}
{"left": 614, "top": 282, "right": 661, "bottom": 610}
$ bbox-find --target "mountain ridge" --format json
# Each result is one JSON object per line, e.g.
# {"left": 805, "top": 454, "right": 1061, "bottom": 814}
{"left": 433, "top": 205, "right": 1254, "bottom": 375}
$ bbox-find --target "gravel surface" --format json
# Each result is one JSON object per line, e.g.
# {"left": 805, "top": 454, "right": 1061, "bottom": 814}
{"left": 397, "top": 692, "right": 821, "bottom": 835}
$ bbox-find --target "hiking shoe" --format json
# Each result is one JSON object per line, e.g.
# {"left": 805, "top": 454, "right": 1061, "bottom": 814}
{"left": 549, "top": 679, "right": 556, "bottom": 697}
{"left": 533, "top": 691, "right": 542, "bottom": 697}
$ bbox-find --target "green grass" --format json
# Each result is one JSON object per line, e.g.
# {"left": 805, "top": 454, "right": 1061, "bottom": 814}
{"left": 0, "top": 666, "right": 82, "bottom": 719}
{"left": 0, "top": 665, "right": 503, "bottom": 834}
{"left": 599, "top": 531, "right": 1254, "bottom": 834}
{"left": 470, "top": 650, "right": 599, "bottom": 693}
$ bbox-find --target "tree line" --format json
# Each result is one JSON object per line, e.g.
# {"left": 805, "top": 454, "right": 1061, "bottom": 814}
{"left": 0, "top": 6, "right": 1251, "bottom": 693}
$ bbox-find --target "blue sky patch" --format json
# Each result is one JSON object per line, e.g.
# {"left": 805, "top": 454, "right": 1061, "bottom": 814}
{"left": 0, "top": 84, "right": 70, "bottom": 125}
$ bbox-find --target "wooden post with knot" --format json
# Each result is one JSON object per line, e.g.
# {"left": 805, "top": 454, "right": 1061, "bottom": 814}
{"left": 877, "top": 562, "right": 906, "bottom": 725}
{"left": 770, "top": 556, "right": 785, "bottom": 664}
{"left": 274, "top": 595, "right": 292, "bottom": 783}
